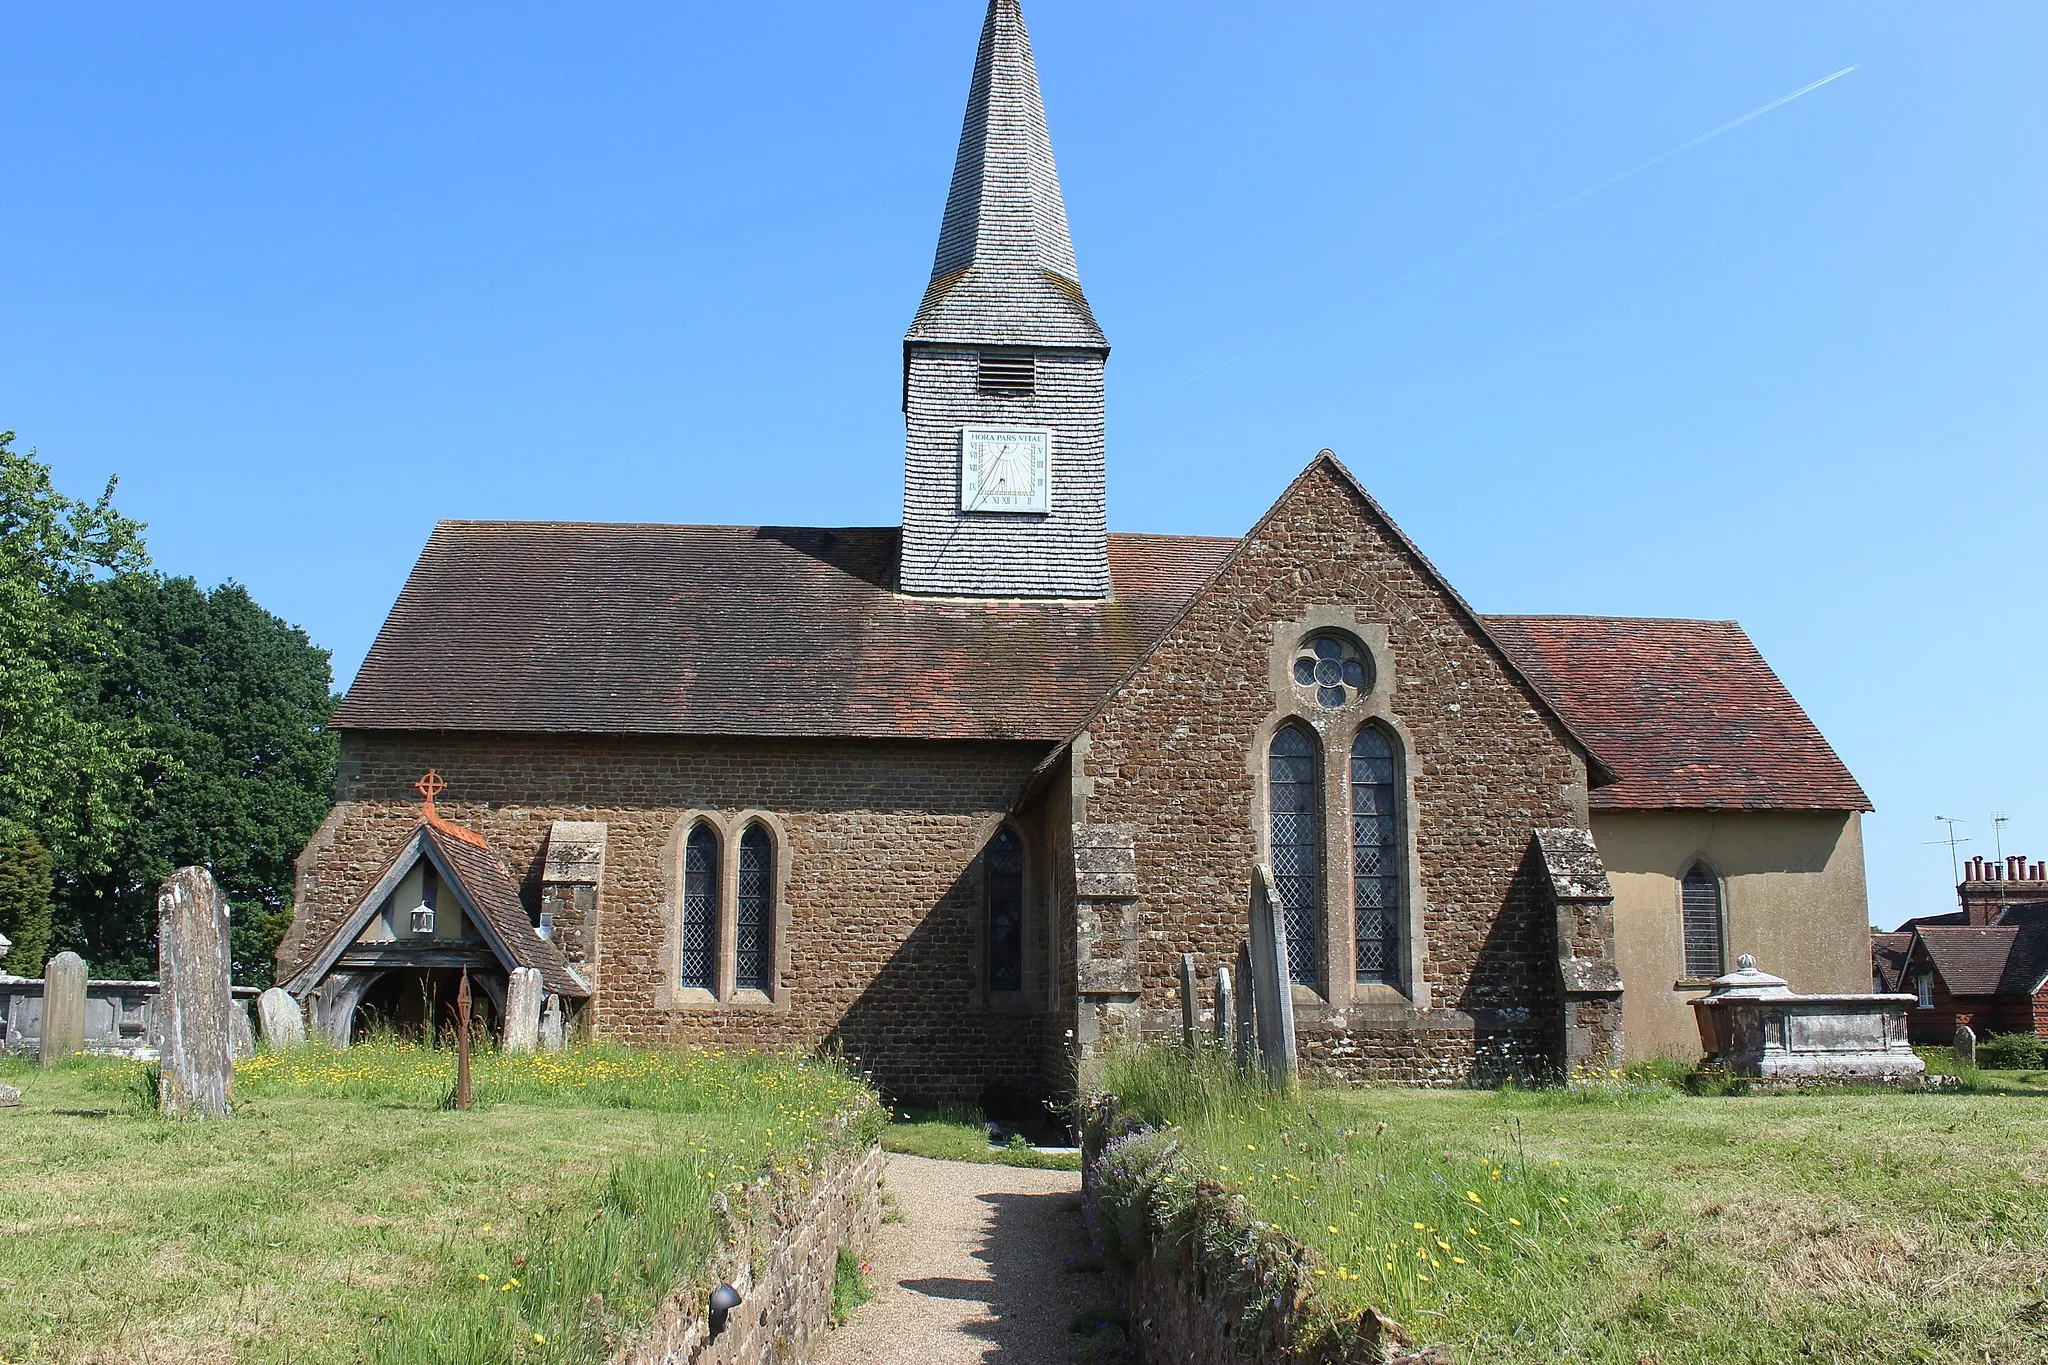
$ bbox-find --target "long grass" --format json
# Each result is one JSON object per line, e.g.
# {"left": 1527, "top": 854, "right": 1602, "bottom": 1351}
{"left": 1099, "top": 1043, "right": 2048, "bottom": 1364}
{"left": 2, "top": 1042, "right": 880, "bottom": 1365}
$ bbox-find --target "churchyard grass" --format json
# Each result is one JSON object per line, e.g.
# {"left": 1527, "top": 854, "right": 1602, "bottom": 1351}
{"left": 882, "top": 1105, "right": 1083, "bottom": 1170}
{"left": 0, "top": 1042, "right": 880, "bottom": 1365}
{"left": 1101, "top": 1046, "right": 2048, "bottom": 1364}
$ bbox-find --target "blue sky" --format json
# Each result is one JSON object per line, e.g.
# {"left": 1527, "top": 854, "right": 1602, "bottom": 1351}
{"left": 4, "top": 3, "right": 2042, "bottom": 930}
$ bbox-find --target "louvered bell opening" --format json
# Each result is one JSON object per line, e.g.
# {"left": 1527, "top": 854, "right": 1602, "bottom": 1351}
{"left": 977, "top": 350, "right": 1034, "bottom": 397}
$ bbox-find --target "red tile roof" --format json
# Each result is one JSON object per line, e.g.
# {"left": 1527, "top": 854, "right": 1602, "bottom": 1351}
{"left": 333, "top": 525, "right": 1236, "bottom": 742}
{"left": 1871, "top": 931, "right": 1913, "bottom": 992}
{"left": 1913, "top": 926, "right": 2039, "bottom": 998}
{"left": 1482, "top": 616, "right": 1869, "bottom": 812}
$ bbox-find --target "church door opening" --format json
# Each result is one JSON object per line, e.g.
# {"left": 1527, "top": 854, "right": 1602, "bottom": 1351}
{"left": 350, "top": 968, "right": 502, "bottom": 1045}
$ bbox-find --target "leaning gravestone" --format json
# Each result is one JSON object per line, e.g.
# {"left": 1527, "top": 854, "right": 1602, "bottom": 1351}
{"left": 1954, "top": 1024, "right": 1977, "bottom": 1069}
{"left": 1214, "top": 966, "right": 1234, "bottom": 1048}
{"left": 1246, "top": 865, "right": 1298, "bottom": 1087}
{"left": 257, "top": 987, "right": 306, "bottom": 1048}
{"left": 503, "top": 967, "right": 543, "bottom": 1052}
{"left": 40, "top": 952, "right": 88, "bottom": 1066}
{"left": 1179, "top": 953, "right": 1199, "bottom": 1049}
{"left": 156, "top": 867, "right": 235, "bottom": 1119}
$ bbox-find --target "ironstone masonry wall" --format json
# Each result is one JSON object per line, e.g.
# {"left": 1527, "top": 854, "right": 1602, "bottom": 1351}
{"left": 288, "top": 732, "right": 1066, "bottom": 1107}
{"left": 1078, "top": 460, "right": 1591, "bottom": 1082}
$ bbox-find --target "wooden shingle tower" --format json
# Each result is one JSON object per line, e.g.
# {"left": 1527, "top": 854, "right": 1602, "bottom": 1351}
{"left": 899, "top": 0, "right": 1110, "bottom": 599}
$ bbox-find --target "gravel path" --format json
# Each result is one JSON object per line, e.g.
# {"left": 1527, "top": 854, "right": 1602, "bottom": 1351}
{"left": 815, "top": 1152, "right": 1096, "bottom": 1364}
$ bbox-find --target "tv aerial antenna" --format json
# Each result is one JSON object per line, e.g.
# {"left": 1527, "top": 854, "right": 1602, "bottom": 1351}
{"left": 1928, "top": 816, "right": 1969, "bottom": 885}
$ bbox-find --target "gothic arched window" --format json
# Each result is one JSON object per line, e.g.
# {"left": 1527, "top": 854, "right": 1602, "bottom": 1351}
{"left": 737, "top": 824, "right": 774, "bottom": 992}
{"left": 680, "top": 823, "right": 720, "bottom": 990}
{"left": 985, "top": 826, "right": 1025, "bottom": 992}
{"left": 1350, "top": 726, "right": 1403, "bottom": 986}
{"left": 1269, "top": 724, "right": 1320, "bottom": 986}
{"left": 1681, "top": 862, "right": 1724, "bottom": 979}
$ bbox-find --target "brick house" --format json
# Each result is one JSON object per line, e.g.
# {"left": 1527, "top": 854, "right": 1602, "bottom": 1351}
{"left": 280, "top": 0, "right": 1873, "bottom": 1104}
{"left": 1882, "top": 858, "right": 2048, "bottom": 1044}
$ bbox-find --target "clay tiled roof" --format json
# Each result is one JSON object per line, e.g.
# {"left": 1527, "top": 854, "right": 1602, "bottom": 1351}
{"left": 1915, "top": 927, "right": 2025, "bottom": 998}
{"left": 424, "top": 824, "right": 588, "bottom": 999}
{"left": 1871, "top": 932, "right": 1913, "bottom": 992}
{"left": 1483, "top": 616, "right": 1869, "bottom": 812}
{"left": 334, "top": 525, "right": 1236, "bottom": 741}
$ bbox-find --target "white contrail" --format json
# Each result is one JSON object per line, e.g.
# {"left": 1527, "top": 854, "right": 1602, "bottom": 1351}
{"left": 1129, "top": 65, "right": 1860, "bottom": 410}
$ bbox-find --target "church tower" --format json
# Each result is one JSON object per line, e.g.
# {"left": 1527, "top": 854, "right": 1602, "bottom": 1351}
{"left": 899, "top": 0, "right": 1110, "bottom": 599}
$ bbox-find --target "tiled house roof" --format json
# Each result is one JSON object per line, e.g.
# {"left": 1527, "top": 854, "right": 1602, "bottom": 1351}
{"left": 333, "top": 525, "right": 1236, "bottom": 741}
{"left": 1871, "top": 931, "right": 1913, "bottom": 992}
{"left": 1914, "top": 927, "right": 2029, "bottom": 997}
{"left": 1482, "top": 616, "right": 1870, "bottom": 812}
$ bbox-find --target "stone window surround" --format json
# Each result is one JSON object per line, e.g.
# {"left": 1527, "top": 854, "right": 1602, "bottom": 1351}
{"left": 655, "top": 810, "right": 792, "bottom": 1013}
{"left": 1247, "top": 609, "right": 1431, "bottom": 1012}
{"left": 966, "top": 817, "right": 1046, "bottom": 1013}
{"left": 1673, "top": 856, "right": 1729, "bottom": 989}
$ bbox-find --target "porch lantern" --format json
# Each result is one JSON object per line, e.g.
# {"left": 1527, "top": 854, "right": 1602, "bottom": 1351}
{"left": 409, "top": 903, "right": 436, "bottom": 936}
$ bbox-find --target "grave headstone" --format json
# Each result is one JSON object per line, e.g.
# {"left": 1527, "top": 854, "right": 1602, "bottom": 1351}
{"left": 1246, "top": 865, "right": 1297, "bottom": 1087}
{"left": 539, "top": 993, "right": 565, "bottom": 1051}
{"left": 0, "top": 1082, "right": 19, "bottom": 1107}
{"left": 40, "top": 952, "right": 87, "bottom": 1065}
{"left": 257, "top": 987, "right": 307, "bottom": 1049}
{"left": 1233, "top": 941, "right": 1256, "bottom": 1070}
{"left": 503, "top": 967, "right": 542, "bottom": 1052}
{"left": 1179, "top": 953, "right": 1198, "bottom": 1049}
{"left": 229, "top": 1000, "right": 256, "bottom": 1060}
{"left": 1954, "top": 1024, "right": 1977, "bottom": 1069}
{"left": 1213, "top": 966, "right": 1233, "bottom": 1048}
{"left": 156, "top": 867, "right": 234, "bottom": 1118}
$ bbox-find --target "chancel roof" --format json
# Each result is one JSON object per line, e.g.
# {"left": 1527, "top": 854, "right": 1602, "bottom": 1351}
{"left": 1483, "top": 615, "right": 1871, "bottom": 812}
{"left": 333, "top": 525, "right": 1235, "bottom": 742}
{"left": 907, "top": 0, "right": 1104, "bottom": 349}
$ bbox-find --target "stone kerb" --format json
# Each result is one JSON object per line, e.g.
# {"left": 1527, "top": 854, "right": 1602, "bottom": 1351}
{"left": 39, "top": 952, "right": 88, "bottom": 1065}
{"left": 611, "top": 1104, "right": 883, "bottom": 1365}
{"left": 156, "top": 867, "right": 236, "bottom": 1119}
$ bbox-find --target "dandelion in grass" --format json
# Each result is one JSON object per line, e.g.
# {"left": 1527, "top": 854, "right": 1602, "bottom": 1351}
{"left": 1508, "top": 1218, "right": 1522, "bottom": 1227}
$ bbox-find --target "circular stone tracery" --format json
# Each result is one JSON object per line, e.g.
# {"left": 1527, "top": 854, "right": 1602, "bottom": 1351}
{"left": 1293, "top": 635, "right": 1371, "bottom": 709}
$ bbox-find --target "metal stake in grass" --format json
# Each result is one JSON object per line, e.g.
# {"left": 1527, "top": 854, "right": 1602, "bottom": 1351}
{"left": 455, "top": 967, "right": 473, "bottom": 1111}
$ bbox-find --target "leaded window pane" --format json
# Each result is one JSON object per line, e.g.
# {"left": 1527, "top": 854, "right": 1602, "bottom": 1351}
{"left": 986, "top": 826, "right": 1025, "bottom": 992}
{"left": 1351, "top": 727, "right": 1402, "bottom": 985}
{"left": 1269, "top": 725, "right": 1319, "bottom": 986}
{"left": 681, "top": 824, "right": 719, "bottom": 989}
{"left": 737, "top": 825, "right": 774, "bottom": 992}
{"left": 1682, "top": 865, "right": 1724, "bottom": 978}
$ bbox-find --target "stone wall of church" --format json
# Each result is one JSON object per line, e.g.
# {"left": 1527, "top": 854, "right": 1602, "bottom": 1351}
{"left": 289, "top": 731, "right": 1063, "bottom": 1108}
{"left": 1077, "top": 458, "right": 1590, "bottom": 1082}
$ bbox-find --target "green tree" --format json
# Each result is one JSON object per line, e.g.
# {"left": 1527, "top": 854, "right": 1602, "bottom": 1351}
{"left": 61, "top": 576, "right": 339, "bottom": 984}
{"left": 0, "top": 821, "right": 54, "bottom": 975}
{"left": 0, "top": 430, "right": 151, "bottom": 884}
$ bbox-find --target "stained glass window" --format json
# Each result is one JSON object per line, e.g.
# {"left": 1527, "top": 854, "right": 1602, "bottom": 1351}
{"left": 1269, "top": 724, "right": 1319, "bottom": 986}
{"left": 1681, "top": 864, "right": 1724, "bottom": 979}
{"left": 986, "top": 826, "right": 1025, "bottom": 992}
{"left": 1351, "top": 726, "right": 1402, "bottom": 985}
{"left": 737, "top": 825, "right": 774, "bottom": 992}
{"left": 681, "top": 824, "right": 719, "bottom": 990}
{"left": 1292, "top": 635, "right": 1372, "bottom": 710}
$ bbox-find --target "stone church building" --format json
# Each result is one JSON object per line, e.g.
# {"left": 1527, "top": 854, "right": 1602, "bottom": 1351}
{"left": 281, "top": 0, "right": 1871, "bottom": 1106}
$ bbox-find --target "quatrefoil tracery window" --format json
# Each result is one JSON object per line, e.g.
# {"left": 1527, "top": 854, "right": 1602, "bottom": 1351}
{"left": 1293, "top": 635, "right": 1373, "bottom": 709}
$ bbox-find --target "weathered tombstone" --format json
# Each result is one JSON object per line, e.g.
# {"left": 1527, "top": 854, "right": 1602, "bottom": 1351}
{"left": 503, "top": 967, "right": 542, "bottom": 1052}
{"left": 1954, "top": 1024, "right": 1978, "bottom": 1069}
{"left": 156, "top": 867, "right": 234, "bottom": 1118}
{"left": 229, "top": 1000, "right": 256, "bottom": 1060}
{"left": 1178, "top": 953, "right": 1198, "bottom": 1049}
{"left": 1246, "top": 865, "right": 1298, "bottom": 1088}
{"left": 0, "top": 1082, "right": 19, "bottom": 1107}
{"left": 539, "top": 993, "right": 565, "bottom": 1051}
{"left": 39, "top": 952, "right": 88, "bottom": 1066}
{"left": 257, "top": 987, "right": 306, "bottom": 1049}
{"left": 1233, "top": 941, "right": 1257, "bottom": 1070}
{"left": 1213, "top": 966, "right": 1233, "bottom": 1048}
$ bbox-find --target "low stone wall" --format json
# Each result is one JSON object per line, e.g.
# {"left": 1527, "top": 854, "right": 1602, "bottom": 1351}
{"left": 1082, "top": 1096, "right": 1440, "bottom": 1365}
{"left": 613, "top": 1131, "right": 884, "bottom": 1365}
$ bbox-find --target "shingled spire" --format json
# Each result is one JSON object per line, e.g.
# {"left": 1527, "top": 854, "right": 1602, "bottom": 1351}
{"left": 907, "top": 0, "right": 1104, "bottom": 347}
{"left": 899, "top": 0, "right": 1110, "bottom": 599}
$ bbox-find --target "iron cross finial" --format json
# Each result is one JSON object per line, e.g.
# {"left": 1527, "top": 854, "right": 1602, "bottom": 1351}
{"left": 414, "top": 769, "right": 447, "bottom": 815}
